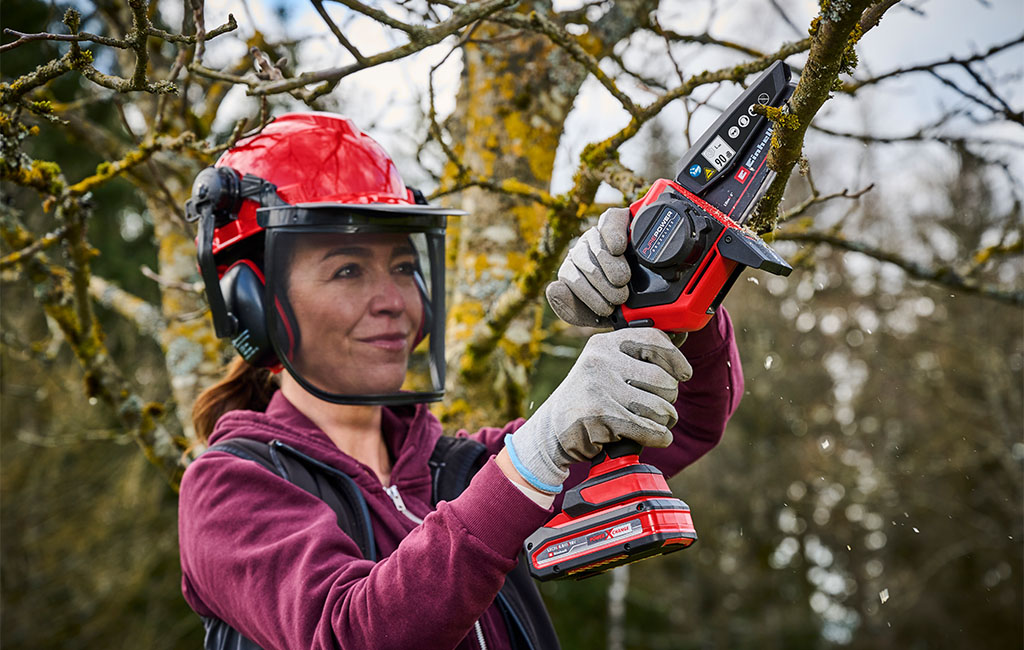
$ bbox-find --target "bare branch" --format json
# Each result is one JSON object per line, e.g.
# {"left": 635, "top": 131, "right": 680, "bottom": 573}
{"left": 0, "top": 203, "right": 186, "bottom": 484}
{"left": 328, "top": 0, "right": 417, "bottom": 34}
{"left": 0, "top": 225, "right": 69, "bottom": 270}
{"left": 749, "top": 0, "right": 899, "bottom": 234}
{"left": 507, "top": 11, "right": 640, "bottom": 118}
{"left": 0, "top": 28, "right": 126, "bottom": 52}
{"left": 842, "top": 32, "right": 1024, "bottom": 93}
{"left": 777, "top": 184, "right": 876, "bottom": 225}
{"left": 0, "top": 13, "right": 237, "bottom": 53}
{"left": 312, "top": 0, "right": 368, "bottom": 64}
{"left": 775, "top": 230, "right": 1024, "bottom": 306}
{"left": 250, "top": 0, "right": 515, "bottom": 95}
{"left": 89, "top": 275, "right": 166, "bottom": 341}
{"left": 140, "top": 265, "right": 204, "bottom": 294}
{"left": 67, "top": 131, "right": 197, "bottom": 197}
{"left": 926, "top": 68, "right": 1023, "bottom": 125}
{"left": 649, "top": 23, "right": 771, "bottom": 59}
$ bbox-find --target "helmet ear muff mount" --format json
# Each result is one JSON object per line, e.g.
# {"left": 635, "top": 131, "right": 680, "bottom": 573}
{"left": 186, "top": 166, "right": 245, "bottom": 341}
{"left": 186, "top": 166, "right": 290, "bottom": 366}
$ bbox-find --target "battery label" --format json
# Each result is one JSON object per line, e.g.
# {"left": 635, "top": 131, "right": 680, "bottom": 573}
{"left": 537, "top": 519, "right": 644, "bottom": 566}
{"left": 638, "top": 208, "right": 682, "bottom": 263}
{"left": 702, "top": 135, "right": 736, "bottom": 172}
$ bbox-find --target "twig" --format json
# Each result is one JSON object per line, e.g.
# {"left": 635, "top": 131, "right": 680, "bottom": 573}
{"left": 0, "top": 29, "right": 126, "bottom": 52}
{"left": 774, "top": 230, "right": 1024, "bottom": 306}
{"left": 328, "top": 0, "right": 417, "bottom": 34}
{"left": 313, "top": 0, "right": 368, "bottom": 64}
{"left": 0, "top": 225, "right": 69, "bottom": 270}
{"left": 778, "top": 184, "right": 875, "bottom": 224}
{"left": 67, "top": 131, "right": 197, "bottom": 197}
{"left": 249, "top": 0, "right": 515, "bottom": 95}
{"left": 89, "top": 275, "right": 166, "bottom": 340}
{"left": 514, "top": 11, "right": 640, "bottom": 118}
{"left": 842, "top": 32, "right": 1024, "bottom": 93}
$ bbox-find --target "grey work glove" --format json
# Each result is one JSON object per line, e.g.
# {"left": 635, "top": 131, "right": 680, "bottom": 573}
{"left": 504, "top": 327, "right": 693, "bottom": 494}
{"left": 546, "top": 207, "right": 632, "bottom": 328}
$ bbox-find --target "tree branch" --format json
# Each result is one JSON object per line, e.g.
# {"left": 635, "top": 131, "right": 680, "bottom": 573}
{"left": 89, "top": 275, "right": 166, "bottom": 341}
{"left": 775, "top": 230, "right": 1024, "bottom": 306}
{"left": 749, "top": 0, "right": 899, "bottom": 234}
{"left": 249, "top": 0, "right": 516, "bottom": 95}
{"left": 841, "top": 32, "right": 1024, "bottom": 93}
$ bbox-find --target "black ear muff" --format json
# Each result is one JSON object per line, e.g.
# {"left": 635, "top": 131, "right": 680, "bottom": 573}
{"left": 219, "top": 261, "right": 276, "bottom": 367}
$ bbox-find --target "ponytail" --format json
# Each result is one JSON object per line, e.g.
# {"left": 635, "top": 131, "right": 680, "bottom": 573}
{"left": 192, "top": 358, "right": 277, "bottom": 443}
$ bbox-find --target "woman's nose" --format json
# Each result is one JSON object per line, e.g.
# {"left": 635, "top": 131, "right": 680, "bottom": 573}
{"left": 368, "top": 277, "right": 408, "bottom": 316}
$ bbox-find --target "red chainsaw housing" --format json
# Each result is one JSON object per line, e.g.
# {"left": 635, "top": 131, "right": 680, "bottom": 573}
{"left": 525, "top": 450, "right": 697, "bottom": 581}
{"left": 620, "top": 177, "right": 749, "bottom": 332}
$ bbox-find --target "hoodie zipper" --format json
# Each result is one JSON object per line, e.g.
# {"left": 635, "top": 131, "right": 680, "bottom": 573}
{"left": 384, "top": 484, "right": 424, "bottom": 525}
{"left": 384, "top": 484, "right": 486, "bottom": 649}
{"left": 473, "top": 620, "right": 488, "bottom": 650}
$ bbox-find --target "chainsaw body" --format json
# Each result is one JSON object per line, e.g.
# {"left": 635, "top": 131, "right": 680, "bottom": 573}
{"left": 526, "top": 61, "right": 796, "bottom": 582}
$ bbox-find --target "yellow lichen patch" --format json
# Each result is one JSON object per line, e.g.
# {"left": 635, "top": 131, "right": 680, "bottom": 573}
{"left": 506, "top": 251, "right": 527, "bottom": 274}
{"left": 512, "top": 204, "right": 546, "bottom": 245}
{"left": 469, "top": 253, "right": 490, "bottom": 279}
{"left": 447, "top": 301, "right": 486, "bottom": 342}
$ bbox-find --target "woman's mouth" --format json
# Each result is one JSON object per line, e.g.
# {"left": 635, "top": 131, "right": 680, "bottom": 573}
{"left": 358, "top": 332, "right": 409, "bottom": 351}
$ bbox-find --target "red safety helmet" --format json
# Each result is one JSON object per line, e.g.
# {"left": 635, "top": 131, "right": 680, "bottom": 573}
{"left": 186, "top": 113, "right": 462, "bottom": 405}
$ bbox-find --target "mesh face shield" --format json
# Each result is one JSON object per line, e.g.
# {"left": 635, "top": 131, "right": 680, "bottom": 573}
{"left": 259, "top": 205, "right": 448, "bottom": 405}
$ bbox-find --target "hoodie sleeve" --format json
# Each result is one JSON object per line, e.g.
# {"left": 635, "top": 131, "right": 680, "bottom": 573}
{"left": 179, "top": 450, "right": 550, "bottom": 650}
{"left": 481, "top": 307, "right": 742, "bottom": 501}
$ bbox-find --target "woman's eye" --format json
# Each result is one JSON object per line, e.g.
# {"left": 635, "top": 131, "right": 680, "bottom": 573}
{"left": 393, "top": 261, "right": 416, "bottom": 276}
{"left": 332, "top": 263, "right": 361, "bottom": 279}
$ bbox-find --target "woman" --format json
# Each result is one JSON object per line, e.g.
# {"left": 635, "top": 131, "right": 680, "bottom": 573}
{"left": 178, "top": 112, "right": 743, "bottom": 649}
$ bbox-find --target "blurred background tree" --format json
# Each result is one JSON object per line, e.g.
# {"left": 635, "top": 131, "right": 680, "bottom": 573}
{"left": 1, "top": 1, "right": 1020, "bottom": 648}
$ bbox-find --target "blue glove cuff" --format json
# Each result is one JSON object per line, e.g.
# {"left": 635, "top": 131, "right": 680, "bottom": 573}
{"left": 503, "top": 434, "right": 563, "bottom": 495}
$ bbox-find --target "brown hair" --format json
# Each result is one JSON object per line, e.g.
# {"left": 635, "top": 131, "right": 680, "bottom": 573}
{"left": 192, "top": 357, "right": 277, "bottom": 443}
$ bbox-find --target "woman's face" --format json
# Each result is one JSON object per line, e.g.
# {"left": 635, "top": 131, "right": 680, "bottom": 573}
{"left": 282, "top": 232, "right": 424, "bottom": 396}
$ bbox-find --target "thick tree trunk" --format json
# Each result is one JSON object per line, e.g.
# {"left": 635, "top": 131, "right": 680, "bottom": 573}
{"left": 441, "top": 1, "right": 654, "bottom": 430}
{"left": 441, "top": 18, "right": 574, "bottom": 429}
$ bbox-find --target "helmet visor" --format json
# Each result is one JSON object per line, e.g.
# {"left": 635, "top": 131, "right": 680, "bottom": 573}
{"left": 263, "top": 212, "right": 446, "bottom": 405}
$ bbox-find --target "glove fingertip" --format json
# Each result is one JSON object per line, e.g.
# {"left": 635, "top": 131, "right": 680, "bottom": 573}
{"left": 547, "top": 281, "right": 610, "bottom": 326}
{"left": 598, "top": 208, "right": 631, "bottom": 256}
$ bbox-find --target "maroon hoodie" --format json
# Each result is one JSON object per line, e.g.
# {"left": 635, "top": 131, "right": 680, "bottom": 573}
{"left": 178, "top": 309, "right": 743, "bottom": 650}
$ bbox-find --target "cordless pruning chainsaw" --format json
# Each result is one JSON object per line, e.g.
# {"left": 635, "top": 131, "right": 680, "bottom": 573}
{"left": 525, "top": 61, "right": 796, "bottom": 581}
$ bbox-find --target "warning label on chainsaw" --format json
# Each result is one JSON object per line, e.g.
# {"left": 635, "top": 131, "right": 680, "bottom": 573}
{"left": 539, "top": 519, "right": 643, "bottom": 565}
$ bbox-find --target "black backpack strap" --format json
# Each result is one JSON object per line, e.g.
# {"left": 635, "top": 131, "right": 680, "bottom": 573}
{"left": 427, "top": 435, "right": 560, "bottom": 650}
{"left": 199, "top": 438, "right": 378, "bottom": 650}
{"left": 201, "top": 616, "right": 262, "bottom": 650}
{"left": 428, "top": 435, "right": 488, "bottom": 506}
{"left": 206, "top": 438, "right": 376, "bottom": 561}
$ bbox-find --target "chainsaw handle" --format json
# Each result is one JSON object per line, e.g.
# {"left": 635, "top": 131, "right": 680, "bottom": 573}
{"left": 594, "top": 439, "right": 642, "bottom": 465}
